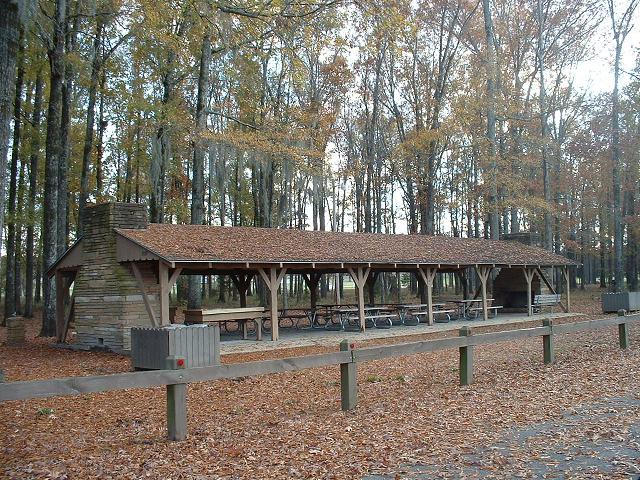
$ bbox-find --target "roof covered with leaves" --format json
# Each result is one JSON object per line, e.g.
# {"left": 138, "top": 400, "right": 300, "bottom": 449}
{"left": 115, "top": 224, "right": 575, "bottom": 267}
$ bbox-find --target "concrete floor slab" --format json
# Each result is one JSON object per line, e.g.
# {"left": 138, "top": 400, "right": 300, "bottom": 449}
{"left": 219, "top": 311, "right": 580, "bottom": 355}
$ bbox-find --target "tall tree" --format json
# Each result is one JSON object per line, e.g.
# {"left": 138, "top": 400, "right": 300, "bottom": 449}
{"left": 607, "top": 0, "right": 638, "bottom": 291}
{"left": 188, "top": 33, "right": 212, "bottom": 310}
{"left": 537, "top": 0, "right": 553, "bottom": 251}
{"left": 0, "top": 0, "right": 22, "bottom": 258}
{"left": 481, "top": 0, "right": 499, "bottom": 239}
{"left": 4, "top": 31, "right": 24, "bottom": 322}
{"left": 41, "top": 0, "right": 66, "bottom": 336}
{"left": 25, "top": 69, "right": 43, "bottom": 318}
{"left": 78, "top": 12, "right": 105, "bottom": 234}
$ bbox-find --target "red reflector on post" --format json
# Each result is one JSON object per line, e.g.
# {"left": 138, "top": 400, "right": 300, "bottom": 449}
{"left": 177, "top": 358, "right": 185, "bottom": 367}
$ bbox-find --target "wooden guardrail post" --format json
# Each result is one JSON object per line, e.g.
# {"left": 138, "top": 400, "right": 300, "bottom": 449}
{"left": 618, "top": 310, "right": 629, "bottom": 349}
{"left": 459, "top": 327, "right": 473, "bottom": 385}
{"left": 340, "top": 340, "right": 357, "bottom": 411}
{"left": 165, "top": 356, "right": 187, "bottom": 441}
{"left": 542, "top": 318, "right": 554, "bottom": 364}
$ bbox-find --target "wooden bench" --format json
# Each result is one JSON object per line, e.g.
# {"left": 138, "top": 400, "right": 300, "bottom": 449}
{"left": 468, "top": 305, "right": 503, "bottom": 319}
{"left": 533, "top": 294, "right": 562, "bottom": 313}
{"left": 183, "top": 307, "right": 266, "bottom": 340}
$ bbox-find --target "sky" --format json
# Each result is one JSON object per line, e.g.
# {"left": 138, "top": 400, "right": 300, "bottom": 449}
{"left": 575, "top": 12, "right": 640, "bottom": 94}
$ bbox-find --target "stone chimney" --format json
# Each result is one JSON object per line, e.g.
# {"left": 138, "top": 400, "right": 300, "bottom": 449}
{"left": 501, "top": 232, "right": 541, "bottom": 247}
{"left": 73, "top": 203, "right": 157, "bottom": 353}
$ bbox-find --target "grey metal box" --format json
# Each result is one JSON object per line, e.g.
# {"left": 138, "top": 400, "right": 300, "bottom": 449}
{"left": 131, "top": 324, "right": 220, "bottom": 370}
{"left": 602, "top": 292, "right": 640, "bottom": 313}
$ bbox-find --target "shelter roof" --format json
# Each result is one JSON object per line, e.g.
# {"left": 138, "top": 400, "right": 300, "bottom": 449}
{"left": 114, "top": 224, "right": 575, "bottom": 268}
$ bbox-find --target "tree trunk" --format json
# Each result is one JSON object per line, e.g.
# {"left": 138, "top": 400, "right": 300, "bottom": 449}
{"left": 14, "top": 141, "right": 26, "bottom": 314}
{"left": 537, "top": 0, "right": 553, "bottom": 252}
{"left": 188, "top": 35, "right": 211, "bottom": 311}
{"left": 78, "top": 16, "right": 103, "bottom": 234}
{"left": 42, "top": 0, "right": 66, "bottom": 337}
{"left": 0, "top": 0, "right": 20, "bottom": 260}
{"left": 481, "top": 0, "right": 499, "bottom": 239}
{"left": 25, "top": 70, "right": 43, "bottom": 318}
{"left": 4, "top": 31, "right": 23, "bottom": 323}
{"left": 96, "top": 68, "right": 106, "bottom": 196}
{"left": 611, "top": 41, "right": 624, "bottom": 291}
{"left": 58, "top": 0, "right": 76, "bottom": 252}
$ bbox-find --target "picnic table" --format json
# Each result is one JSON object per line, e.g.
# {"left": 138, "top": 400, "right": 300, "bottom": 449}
{"left": 452, "top": 298, "right": 497, "bottom": 319}
{"left": 183, "top": 307, "right": 266, "bottom": 340}
{"left": 398, "top": 303, "right": 451, "bottom": 324}
{"left": 331, "top": 306, "right": 395, "bottom": 330}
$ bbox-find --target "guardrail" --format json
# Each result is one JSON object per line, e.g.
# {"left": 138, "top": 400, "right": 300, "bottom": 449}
{"left": 1, "top": 312, "right": 637, "bottom": 441}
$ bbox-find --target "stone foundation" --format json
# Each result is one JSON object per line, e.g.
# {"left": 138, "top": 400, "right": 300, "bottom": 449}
{"left": 6, "top": 316, "right": 25, "bottom": 345}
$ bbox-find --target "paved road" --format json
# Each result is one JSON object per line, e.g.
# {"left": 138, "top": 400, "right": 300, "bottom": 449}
{"left": 366, "top": 396, "right": 640, "bottom": 479}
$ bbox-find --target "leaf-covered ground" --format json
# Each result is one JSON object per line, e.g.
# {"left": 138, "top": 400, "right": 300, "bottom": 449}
{"left": 1, "top": 291, "right": 639, "bottom": 479}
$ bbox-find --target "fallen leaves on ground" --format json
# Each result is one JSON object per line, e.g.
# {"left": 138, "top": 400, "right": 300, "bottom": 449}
{"left": 1, "top": 291, "right": 639, "bottom": 479}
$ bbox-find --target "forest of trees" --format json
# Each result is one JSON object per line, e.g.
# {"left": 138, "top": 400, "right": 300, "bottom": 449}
{"left": 1, "top": 0, "right": 639, "bottom": 335}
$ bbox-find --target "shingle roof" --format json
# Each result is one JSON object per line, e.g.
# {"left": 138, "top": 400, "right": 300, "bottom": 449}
{"left": 116, "top": 224, "right": 575, "bottom": 267}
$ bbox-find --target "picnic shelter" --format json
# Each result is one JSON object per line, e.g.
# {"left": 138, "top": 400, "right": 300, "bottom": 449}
{"left": 48, "top": 202, "right": 575, "bottom": 352}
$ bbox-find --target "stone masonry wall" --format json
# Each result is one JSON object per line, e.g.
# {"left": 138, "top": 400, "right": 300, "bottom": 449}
{"left": 73, "top": 203, "right": 158, "bottom": 353}
{"left": 493, "top": 267, "right": 541, "bottom": 312}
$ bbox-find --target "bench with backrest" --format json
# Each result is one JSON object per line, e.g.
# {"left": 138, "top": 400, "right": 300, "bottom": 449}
{"left": 184, "top": 307, "right": 266, "bottom": 340}
{"left": 533, "top": 294, "right": 562, "bottom": 313}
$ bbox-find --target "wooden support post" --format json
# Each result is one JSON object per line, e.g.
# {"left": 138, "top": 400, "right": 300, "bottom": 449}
{"left": 535, "top": 267, "right": 556, "bottom": 294}
{"left": 618, "top": 310, "right": 629, "bottom": 349}
{"left": 563, "top": 266, "right": 571, "bottom": 312}
{"left": 131, "top": 263, "right": 158, "bottom": 327}
{"left": 523, "top": 268, "right": 535, "bottom": 316}
{"left": 168, "top": 267, "right": 183, "bottom": 291}
{"left": 542, "top": 318, "right": 554, "bottom": 364}
{"left": 165, "top": 356, "right": 187, "bottom": 441}
{"left": 459, "top": 326, "right": 473, "bottom": 385}
{"left": 536, "top": 267, "right": 568, "bottom": 312}
{"left": 475, "top": 266, "right": 491, "bottom": 321}
{"left": 339, "top": 340, "right": 357, "bottom": 411}
{"left": 357, "top": 272, "right": 366, "bottom": 330}
{"left": 347, "top": 267, "right": 370, "bottom": 331}
{"left": 55, "top": 271, "right": 77, "bottom": 343}
{"left": 269, "top": 268, "right": 279, "bottom": 341}
{"left": 61, "top": 297, "right": 75, "bottom": 343}
{"left": 55, "top": 271, "right": 65, "bottom": 341}
{"left": 159, "top": 262, "right": 170, "bottom": 326}
{"left": 258, "top": 267, "right": 287, "bottom": 341}
{"left": 418, "top": 267, "right": 437, "bottom": 325}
